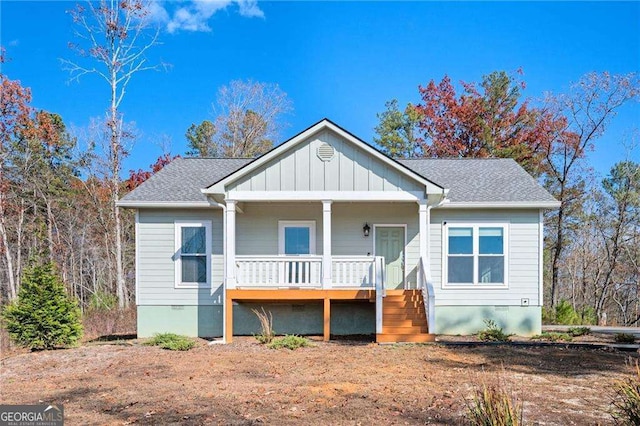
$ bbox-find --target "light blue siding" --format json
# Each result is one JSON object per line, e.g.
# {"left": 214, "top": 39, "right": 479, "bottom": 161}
{"left": 429, "top": 208, "right": 541, "bottom": 307}
{"left": 137, "top": 209, "right": 223, "bottom": 305}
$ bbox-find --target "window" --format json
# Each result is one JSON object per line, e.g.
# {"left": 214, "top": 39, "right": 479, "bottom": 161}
{"left": 278, "top": 221, "right": 316, "bottom": 255}
{"left": 175, "top": 221, "right": 212, "bottom": 288}
{"left": 444, "top": 223, "right": 507, "bottom": 288}
{"left": 278, "top": 221, "right": 316, "bottom": 284}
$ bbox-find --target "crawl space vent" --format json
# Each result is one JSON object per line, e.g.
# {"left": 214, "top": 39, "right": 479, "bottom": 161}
{"left": 317, "top": 143, "right": 335, "bottom": 162}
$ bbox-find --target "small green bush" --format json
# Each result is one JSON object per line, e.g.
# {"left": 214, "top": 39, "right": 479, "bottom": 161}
{"left": 477, "top": 319, "right": 511, "bottom": 342}
{"left": 543, "top": 300, "right": 598, "bottom": 326}
{"left": 531, "top": 332, "right": 572, "bottom": 342}
{"left": 579, "top": 306, "right": 598, "bottom": 325}
{"left": 252, "top": 308, "right": 275, "bottom": 344}
{"left": 2, "top": 262, "right": 83, "bottom": 350}
{"left": 466, "top": 380, "right": 523, "bottom": 425}
{"left": 615, "top": 333, "right": 636, "bottom": 344}
{"left": 145, "top": 333, "right": 196, "bottom": 351}
{"left": 568, "top": 326, "right": 591, "bottom": 337}
{"left": 611, "top": 363, "right": 640, "bottom": 424}
{"left": 555, "top": 300, "right": 580, "bottom": 325}
{"left": 267, "top": 335, "right": 311, "bottom": 350}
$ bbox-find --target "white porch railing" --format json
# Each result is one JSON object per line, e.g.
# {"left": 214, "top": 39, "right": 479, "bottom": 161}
{"left": 235, "top": 255, "right": 323, "bottom": 288}
{"left": 331, "top": 256, "right": 376, "bottom": 288}
{"left": 418, "top": 256, "right": 436, "bottom": 334}
{"left": 375, "top": 256, "right": 386, "bottom": 335}
{"left": 235, "top": 255, "right": 380, "bottom": 289}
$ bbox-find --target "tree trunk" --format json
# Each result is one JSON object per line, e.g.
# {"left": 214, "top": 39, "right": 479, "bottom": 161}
{"left": 550, "top": 187, "right": 566, "bottom": 308}
{"left": 110, "top": 72, "right": 127, "bottom": 309}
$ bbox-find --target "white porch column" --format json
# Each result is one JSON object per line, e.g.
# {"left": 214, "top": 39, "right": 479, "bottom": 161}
{"left": 225, "top": 200, "right": 237, "bottom": 288}
{"left": 418, "top": 199, "right": 428, "bottom": 262}
{"left": 322, "top": 200, "right": 332, "bottom": 288}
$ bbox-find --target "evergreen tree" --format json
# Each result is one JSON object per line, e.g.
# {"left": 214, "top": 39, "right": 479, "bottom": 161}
{"left": 2, "top": 262, "right": 83, "bottom": 349}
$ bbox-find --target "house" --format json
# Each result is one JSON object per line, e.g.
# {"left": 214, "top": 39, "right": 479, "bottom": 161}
{"left": 118, "top": 119, "right": 560, "bottom": 343}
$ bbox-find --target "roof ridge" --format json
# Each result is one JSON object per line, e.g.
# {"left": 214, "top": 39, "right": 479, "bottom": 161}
{"left": 398, "top": 157, "right": 515, "bottom": 161}
{"left": 181, "top": 157, "right": 255, "bottom": 160}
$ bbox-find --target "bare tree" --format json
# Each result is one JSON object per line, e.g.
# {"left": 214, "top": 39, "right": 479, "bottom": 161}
{"left": 211, "top": 79, "right": 293, "bottom": 158}
{"left": 62, "top": 0, "right": 163, "bottom": 308}
{"left": 541, "top": 72, "right": 639, "bottom": 307}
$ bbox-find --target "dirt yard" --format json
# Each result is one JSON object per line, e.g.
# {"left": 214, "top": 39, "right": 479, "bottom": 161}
{"left": 0, "top": 337, "right": 635, "bottom": 425}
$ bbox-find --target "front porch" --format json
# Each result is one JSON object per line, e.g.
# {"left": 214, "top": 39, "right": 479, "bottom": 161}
{"left": 225, "top": 253, "right": 386, "bottom": 343}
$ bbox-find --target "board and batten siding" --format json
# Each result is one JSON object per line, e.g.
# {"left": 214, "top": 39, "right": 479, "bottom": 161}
{"left": 228, "top": 130, "right": 424, "bottom": 193}
{"left": 429, "top": 208, "right": 541, "bottom": 306}
{"left": 137, "top": 209, "right": 224, "bottom": 305}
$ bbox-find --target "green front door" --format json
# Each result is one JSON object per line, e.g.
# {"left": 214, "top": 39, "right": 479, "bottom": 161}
{"left": 375, "top": 226, "right": 405, "bottom": 289}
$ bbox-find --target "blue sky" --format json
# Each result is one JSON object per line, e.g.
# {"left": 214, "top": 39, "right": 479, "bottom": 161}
{"left": 1, "top": 1, "right": 639, "bottom": 178}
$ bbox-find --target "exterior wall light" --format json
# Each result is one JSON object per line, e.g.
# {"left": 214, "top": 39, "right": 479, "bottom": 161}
{"left": 363, "top": 223, "right": 371, "bottom": 237}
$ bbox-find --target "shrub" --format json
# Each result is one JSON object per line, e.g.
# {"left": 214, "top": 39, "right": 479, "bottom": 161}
{"left": 145, "top": 333, "right": 196, "bottom": 351}
{"left": 615, "top": 333, "right": 636, "bottom": 344}
{"left": 267, "top": 335, "right": 311, "bottom": 350}
{"left": 466, "top": 379, "right": 523, "bottom": 425}
{"left": 579, "top": 306, "right": 598, "bottom": 325}
{"left": 477, "top": 319, "right": 511, "bottom": 342}
{"left": 543, "top": 300, "right": 598, "bottom": 326}
{"left": 555, "top": 300, "right": 580, "bottom": 325}
{"left": 611, "top": 362, "right": 640, "bottom": 425}
{"left": 568, "top": 326, "right": 591, "bottom": 337}
{"left": 252, "top": 307, "right": 275, "bottom": 344}
{"left": 541, "top": 306, "right": 556, "bottom": 324}
{"left": 2, "top": 262, "right": 83, "bottom": 350}
{"left": 531, "top": 332, "right": 572, "bottom": 342}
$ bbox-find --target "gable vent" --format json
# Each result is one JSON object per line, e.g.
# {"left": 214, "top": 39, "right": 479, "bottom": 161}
{"left": 317, "top": 143, "right": 335, "bottom": 162}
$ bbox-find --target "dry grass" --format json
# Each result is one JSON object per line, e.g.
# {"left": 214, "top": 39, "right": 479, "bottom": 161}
{"left": 82, "top": 307, "right": 137, "bottom": 341}
{"left": 611, "top": 360, "right": 640, "bottom": 424}
{"left": 466, "top": 370, "right": 523, "bottom": 426}
{"left": 252, "top": 307, "right": 275, "bottom": 344}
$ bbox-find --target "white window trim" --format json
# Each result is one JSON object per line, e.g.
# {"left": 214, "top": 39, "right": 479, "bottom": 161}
{"left": 278, "top": 220, "right": 316, "bottom": 255}
{"left": 442, "top": 222, "right": 509, "bottom": 289}
{"left": 174, "top": 220, "right": 212, "bottom": 289}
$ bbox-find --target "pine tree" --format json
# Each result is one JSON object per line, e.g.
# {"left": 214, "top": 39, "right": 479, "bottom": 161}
{"left": 2, "top": 262, "right": 83, "bottom": 349}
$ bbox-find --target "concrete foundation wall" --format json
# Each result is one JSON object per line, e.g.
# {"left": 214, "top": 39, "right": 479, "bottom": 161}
{"left": 137, "top": 302, "right": 375, "bottom": 338}
{"left": 434, "top": 305, "right": 541, "bottom": 336}
{"left": 137, "top": 305, "right": 223, "bottom": 338}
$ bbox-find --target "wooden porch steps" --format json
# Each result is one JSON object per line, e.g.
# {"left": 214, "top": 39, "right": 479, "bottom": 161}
{"left": 376, "top": 290, "right": 435, "bottom": 343}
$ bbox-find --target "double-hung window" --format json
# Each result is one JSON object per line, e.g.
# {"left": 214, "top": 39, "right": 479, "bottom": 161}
{"left": 444, "top": 223, "right": 508, "bottom": 288}
{"left": 175, "top": 221, "right": 212, "bottom": 288}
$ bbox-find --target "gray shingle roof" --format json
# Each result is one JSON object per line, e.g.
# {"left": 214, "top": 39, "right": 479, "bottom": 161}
{"left": 398, "top": 158, "right": 558, "bottom": 204}
{"left": 120, "top": 158, "right": 252, "bottom": 203}
{"left": 120, "top": 157, "right": 557, "bottom": 205}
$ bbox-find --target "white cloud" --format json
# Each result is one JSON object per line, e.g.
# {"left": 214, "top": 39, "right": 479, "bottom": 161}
{"left": 153, "top": 0, "right": 264, "bottom": 34}
{"left": 148, "top": 1, "right": 170, "bottom": 25}
{"left": 237, "top": 0, "right": 264, "bottom": 18}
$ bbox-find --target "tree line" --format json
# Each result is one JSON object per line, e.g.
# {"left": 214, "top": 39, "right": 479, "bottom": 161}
{"left": 0, "top": 0, "right": 291, "bottom": 312}
{"left": 1, "top": 0, "right": 638, "bottom": 327}
{"left": 374, "top": 70, "right": 639, "bottom": 325}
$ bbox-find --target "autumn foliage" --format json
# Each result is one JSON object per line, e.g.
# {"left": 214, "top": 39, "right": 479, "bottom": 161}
{"left": 414, "top": 71, "right": 556, "bottom": 174}
{"left": 126, "top": 153, "right": 179, "bottom": 190}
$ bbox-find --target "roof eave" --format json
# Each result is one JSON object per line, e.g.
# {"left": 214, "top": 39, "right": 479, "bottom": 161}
{"left": 438, "top": 201, "right": 561, "bottom": 209}
{"left": 116, "top": 200, "right": 221, "bottom": 209}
